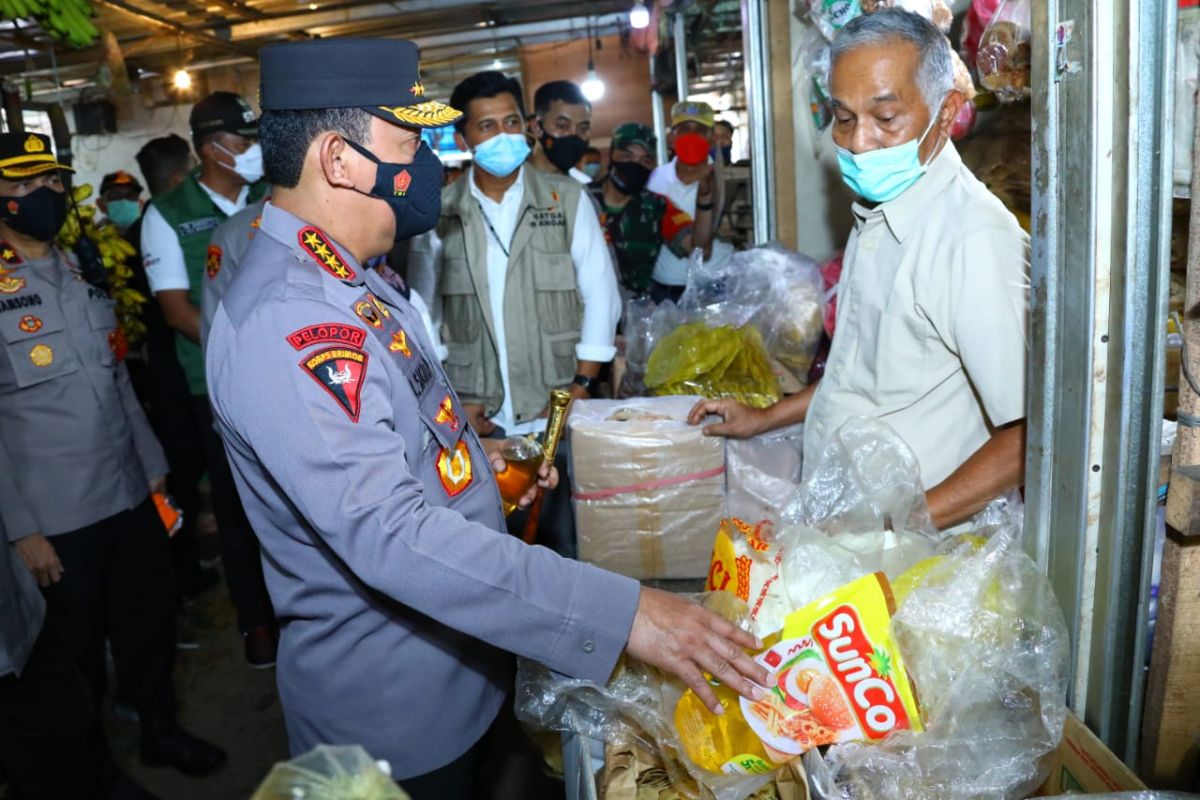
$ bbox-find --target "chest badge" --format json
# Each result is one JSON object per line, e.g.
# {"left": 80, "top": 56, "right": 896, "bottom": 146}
{"left": 0, "top": 271, "right": 25, "bottom": 294}
{"left": 436, "top": 440, "right": 474, "bottom": 497}
{"left": 388, "top": 328, "right": 412, "bottom": 357}
{"left": 298, "top": 226, "right": 357, "bottom": 282}
{"left": 0, "top": 242, "right": 23, "bottom": 266}
{"left": 205, "top": 244, "right": 222, "bottom": 279}
{"left": 18, "top": 314, "right": 41, "bottom": 333}
{"left": 368, "top": 293, "right": 390, "bottom": 319}
{"left": 354, "top": 300, "right": 383, "bottom": 329}
{"left": 29, "top": 343, "right": 53, "bottom": 367}
{"left": 299, "top": 345, "right": 368, "bottom": 422}
{"left": 433, "top": 394, "right": 460, "bottom": 432}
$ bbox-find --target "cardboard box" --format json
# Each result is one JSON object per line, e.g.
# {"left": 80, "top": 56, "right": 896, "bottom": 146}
{"left": 570, "top": 398, "right": 725, "bottom": 580}
{"left": 1035, "top": 712, "right": 1147, "bottom": 795}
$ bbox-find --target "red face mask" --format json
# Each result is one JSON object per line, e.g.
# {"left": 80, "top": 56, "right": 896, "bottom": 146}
{"left": 674, "top": 132, "right": 710, "bottom": 166}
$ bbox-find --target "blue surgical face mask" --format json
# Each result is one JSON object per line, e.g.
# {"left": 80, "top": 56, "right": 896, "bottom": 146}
{"left": 472, "top": 132, "right": 531, "bottom": 178}
{"left": 105, "top": 198, "right": 141, "bottom": 228}
{"left": 582, "top": 162, "right": 602, "bottom": 179}
{"left": 834, "top": 103, "right": 943, "bottom": 204}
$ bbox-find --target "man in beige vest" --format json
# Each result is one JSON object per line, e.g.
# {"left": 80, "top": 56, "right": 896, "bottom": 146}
{"left": 432, "top": 70, "right": 621, "bottom": 554}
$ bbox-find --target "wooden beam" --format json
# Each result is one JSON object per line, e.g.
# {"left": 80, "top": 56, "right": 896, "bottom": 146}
{"left": 765, "top": 0, "right": 797, "bottom": 250}
{"left": 1140, "top": 528, "right": 1200, "bottom": 787}
{"left": 1143, "top": 80, "right": 1200, "bottom": 790}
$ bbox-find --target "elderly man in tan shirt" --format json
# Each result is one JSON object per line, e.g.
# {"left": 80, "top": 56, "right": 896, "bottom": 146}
{"left": 691, "top": 8, "right": 1029, "bottom": 530}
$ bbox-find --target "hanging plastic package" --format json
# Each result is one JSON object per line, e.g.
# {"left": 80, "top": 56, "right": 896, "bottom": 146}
{"left": 674, "top": 572, "right": 923, "bottom": 776}
{"left": 977, "top": 0, "right": 1032, "bottom": 102}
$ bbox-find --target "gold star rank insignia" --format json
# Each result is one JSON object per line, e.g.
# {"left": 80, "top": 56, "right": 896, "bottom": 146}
{"left": 297, "top": 226, "right": 357, "bottom": 282}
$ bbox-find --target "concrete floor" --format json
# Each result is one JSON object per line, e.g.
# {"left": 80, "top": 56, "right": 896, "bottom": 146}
{"left": 105, "top": 579, "right": 290, "bottom": 799}
{"left": 101, "top": 519, "right": 567, "bottom": 800}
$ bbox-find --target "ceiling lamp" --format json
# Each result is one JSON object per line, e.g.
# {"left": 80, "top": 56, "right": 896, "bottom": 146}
{"left": 630, "top": 1, "right": 650, "bottom": 29}
{"left": 172, "top": 68, "right": 192, "bottom": 90}
{"left": 581, "top": 60, "right": 605, "bottom": 101}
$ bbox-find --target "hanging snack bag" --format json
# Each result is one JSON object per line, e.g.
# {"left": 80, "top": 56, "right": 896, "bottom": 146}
{"left": 976, "top": 0, "right": 1032, "bottom": 102}
{"left": 675, "top": 572, "right": 922, "bottom": 776}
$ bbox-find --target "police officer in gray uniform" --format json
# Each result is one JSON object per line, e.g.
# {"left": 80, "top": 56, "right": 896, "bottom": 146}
{"left": 0, "top": 131, "right": 225, "bottom": 778}
{"left": 207, "top": 40, "right": 767, "bottom": 798}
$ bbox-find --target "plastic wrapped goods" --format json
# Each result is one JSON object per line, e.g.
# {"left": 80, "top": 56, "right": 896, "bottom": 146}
{"left": 675, "top": 573, "right": 923, "bottom": 774}
{"left": 252, "top": 745, "right": 409, "bottom": 800}
{"left": 570, "top": 397, "right": 725, "bottom": 579}
{"left": 817, "top": 527, "right": 1070, "bottom": 800}
{"left": 803, "top": 0, "right": 864, "bottom": 42}
{"left": 977, "top": 0, "right": 1032, "bottom": 102}
{"left": 645, "top": 323, "right": 781, "bottom": 409}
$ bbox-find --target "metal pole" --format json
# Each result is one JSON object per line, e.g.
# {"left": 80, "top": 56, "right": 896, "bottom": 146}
{"left": 673, "top": 10, "right": 687, "bottom": 100}
{"left": 741, "top": 0, "right": 775, "bottom": 244}
{"left": 649, "top": 56, "right": 668, "bottom": 166}
{"left": 1026, "top": 0, "right": 1173, "bottom": 763}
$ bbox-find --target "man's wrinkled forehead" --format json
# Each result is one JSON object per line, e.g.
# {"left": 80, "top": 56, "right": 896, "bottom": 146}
{"left": 829, "top": 40, "right": 922, "bottom": 107}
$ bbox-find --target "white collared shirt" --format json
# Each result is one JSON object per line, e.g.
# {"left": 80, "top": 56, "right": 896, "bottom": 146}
{"left": 464, "top": 165, "right": 620, "bottom": 436}
{"left": 142, "top": 180, "right": 252, "bottom": 294}
{"left": 803, "top": 143, "right": 1030, "bottom": 488}
{"left": 646, "top": 157, "right": 733, "bottom": 285}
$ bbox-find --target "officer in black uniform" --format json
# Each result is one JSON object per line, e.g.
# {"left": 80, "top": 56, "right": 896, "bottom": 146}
{"left": 0, "top": 131, "right": 225, "bottom": 779}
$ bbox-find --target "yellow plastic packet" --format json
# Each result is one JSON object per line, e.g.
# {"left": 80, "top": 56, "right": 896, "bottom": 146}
{"left": 675, "top": 572, "right": 923, "bottom": 776}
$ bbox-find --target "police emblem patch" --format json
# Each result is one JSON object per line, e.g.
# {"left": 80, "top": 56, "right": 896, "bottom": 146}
{"left": 286, "top": 322, "right": 367, "bottom": 350}
{"left": 0, "top": 273, "right": 24, "bottom": 294}
{"left": 354, "top": 300, "right": 382, "bottom": 329}
{"left": 433, "top": 395, "right": 460, "bottom": 432}
{"left": 436, "top": 440, "right": 473, "bottom": 497}
{"left": 388, "top": 328, "right": 412, "bottom": 357}
{"left": 298, "top": 226, "right": 357, "bottom": 282}
{"left": 368, "top": 294, "right": 390, "bottom": 319}
{"left": 29, "top": 343, "right": 53, "bottom": 367}
{"left": 17, "top": 314, "right": 41, "bottom": 333}
{"left": 300, "top": 346, "right": 369, "bottom": 422}
{"left": 205, "top": 244, "right": 222, "bottom": 279}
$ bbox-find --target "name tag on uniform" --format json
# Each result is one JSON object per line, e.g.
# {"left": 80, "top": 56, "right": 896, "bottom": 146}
{"left": 176, "top": 218, "right": 221, "bottom": 237}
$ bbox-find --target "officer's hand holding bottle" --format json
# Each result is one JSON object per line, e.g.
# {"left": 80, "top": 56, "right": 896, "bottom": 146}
{"left": 481, "top": 438, "right": 558, "bottom": 510}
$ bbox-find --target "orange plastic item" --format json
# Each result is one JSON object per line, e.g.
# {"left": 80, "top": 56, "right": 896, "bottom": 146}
{"left": 153, "top": 492, "right": 183, "bottom": 537}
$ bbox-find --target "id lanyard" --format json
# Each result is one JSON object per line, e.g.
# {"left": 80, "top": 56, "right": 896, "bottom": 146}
{"left": 475, "top": 200, "right": 511, "bottom": 260}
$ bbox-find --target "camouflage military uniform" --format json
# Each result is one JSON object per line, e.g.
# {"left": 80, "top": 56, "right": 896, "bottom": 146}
{"left": 599, "top": 190, "right": 692, "bottom": 296}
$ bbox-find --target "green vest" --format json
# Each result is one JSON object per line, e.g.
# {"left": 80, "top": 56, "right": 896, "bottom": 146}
{"left": 151, "top": 172, "right": 267, "bottom": 395}
{"left": 436, "top": 167, "right": 583, "bottom": 425}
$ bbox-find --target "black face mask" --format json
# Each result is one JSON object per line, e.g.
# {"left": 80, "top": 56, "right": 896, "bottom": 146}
{"left": 538, "top": 130, "right": 588, "bottom": 175}
{"left": 609, "top": 161, "right": 651, "bottom": 196}
{"left": 344, "top": 139, "right": 444, "bottom": 242}
{"left": 0, "top": 185, "right": 68, "bottom": 242}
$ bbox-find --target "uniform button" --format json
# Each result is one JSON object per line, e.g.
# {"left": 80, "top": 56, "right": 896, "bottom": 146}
{"left": 582, "top": 640, "right": 595, "bottom": 654}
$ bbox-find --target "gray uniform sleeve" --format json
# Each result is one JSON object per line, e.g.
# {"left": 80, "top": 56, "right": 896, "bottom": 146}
{"left": 0, "top": 434, "right": 39, "bottom": 542}
{"left": 219, "top": 300, "right": 640, "bottom": 683}
{"left": 116, "top": 360, "right": 169, "bottom": 482}
{"left": 201, "top": 221, "right": 235, "bottom": 351}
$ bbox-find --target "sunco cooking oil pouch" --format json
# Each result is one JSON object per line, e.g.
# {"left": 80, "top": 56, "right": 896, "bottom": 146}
{"left": 674, "top": 572, "right": 922, "bottom": 775}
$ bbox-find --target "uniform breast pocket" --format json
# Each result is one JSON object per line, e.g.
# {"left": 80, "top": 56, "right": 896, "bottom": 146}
{"left": 86, "top": 298, "right": 119, "bottom": 367}
{"left": 0, "top": 310, "right": 80, "bottom": 390}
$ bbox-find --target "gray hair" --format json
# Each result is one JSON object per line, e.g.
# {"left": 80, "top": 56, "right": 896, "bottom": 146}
{"left": 830, "top": 9, "right": 955, "bottom": 113}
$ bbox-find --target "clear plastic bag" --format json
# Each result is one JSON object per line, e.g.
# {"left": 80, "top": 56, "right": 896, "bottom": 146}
{"left": 645, "top": 322, "right": 781, "bottom": 409}
{"left": 977, "top": 0, "right": 1032, "bottom": 102}
{"left": 816, "top": 525, "right": 1070, "bottom": 800}
{"left": 726, "top": 424, "right": 806, "bottom": 524}
{"left": 620, "top": 295, "right": 661, "bottom": 398}
{"left": 251, "top": 745, "right": 409, "bottom": 800}
{"left": 803, "top": 0, "right": 864, "bottom": 42}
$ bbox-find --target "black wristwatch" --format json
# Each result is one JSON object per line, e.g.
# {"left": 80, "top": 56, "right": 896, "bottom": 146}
{"left": 572, "top": 374, "right": 594, "bottom": 392}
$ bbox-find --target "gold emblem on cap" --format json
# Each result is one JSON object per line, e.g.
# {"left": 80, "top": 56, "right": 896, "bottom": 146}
{"left": 377, "top": 101, "right": 461, "bottom": 127}
{"left": 23, "top": 135, "right": 45, "bottom": 154}
{"left": 29, "top": 343, "right": 53, "bottom": 367}
{"left": 411, "top": 80, "right": 426, "bottom": 97}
